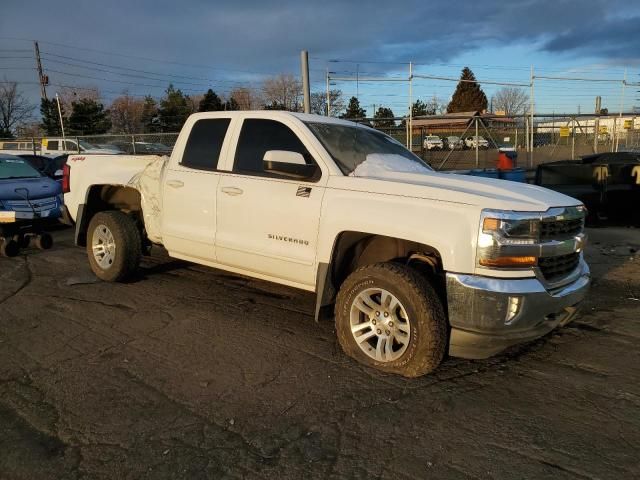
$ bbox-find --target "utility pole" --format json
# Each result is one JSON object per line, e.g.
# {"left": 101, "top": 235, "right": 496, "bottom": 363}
{"left": 529, "top": 65, "right": 534, "bottom": 168}
{"left": 594, "top": 96, "right": 601, "bottom": 153}
{"left": 325, "top": 68, "right": 330, "bottom": 116}
{"left": 55, "top": 94, "right": 66, "bottom": 140}
{"left": 300, "top": 50, "right": 310, "bottom": 114}
{"left": 34, "top": 41, "right": 48, "bottom": 101}
{"left": 616, "top": 68, "right": 627, "bottom": 152}
{"left": 408, "top": 62, "right": 413, "bottom": 151}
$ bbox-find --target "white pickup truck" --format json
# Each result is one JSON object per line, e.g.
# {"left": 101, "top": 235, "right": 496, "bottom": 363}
{"left": 63, "top": 111, "right": 590, "bottom": 377}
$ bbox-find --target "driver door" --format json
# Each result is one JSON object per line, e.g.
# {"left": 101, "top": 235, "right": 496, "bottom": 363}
{"left": 215, "top": 118, "right": 326, "bottom": 288}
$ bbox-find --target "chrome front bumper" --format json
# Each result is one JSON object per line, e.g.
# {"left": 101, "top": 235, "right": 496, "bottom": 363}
{"left": 446, "top": 259, "right": 590, "bottom": 359}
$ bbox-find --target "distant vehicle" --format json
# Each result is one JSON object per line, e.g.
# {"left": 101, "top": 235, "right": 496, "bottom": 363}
{"left": 40, "top": 138, "right": 121, "bottom": 156}
{"left": 0, "top": 154, "right": 62, "bottom": 256}
{"left": 464, "top": 136, "right": 489, "bottom": 149}
{"left": 423, "top": 135, "right": 444, "bottom": 151}
{"left": 95, "top": 143, "right": 125, "bottom": 153}
{"left": 0, "top": 140, "right": 39, "bottom": 156}
{"left": 445, "top": 136, "right": 464, "bottom": 150}
{"left": 111, "top": 141, "right": 172, "bottom": 155}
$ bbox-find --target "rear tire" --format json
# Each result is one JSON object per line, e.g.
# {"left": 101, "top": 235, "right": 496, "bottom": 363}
{"left": 335, "top": 262, "right": 447, "bottom": 377}
{"left": 87, "top": 211, "right": 141, "bottom": 282}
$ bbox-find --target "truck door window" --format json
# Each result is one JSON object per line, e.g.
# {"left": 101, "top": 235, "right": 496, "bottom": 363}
{"left": 181, "top": 118, "right": 231, "bottom": 170}
{"left": 48, "top": 140, "right": 58, "bottom": 151}
{"left": 65, "top": 141, "right": 77, "bottom": 150}
{"left": 234, "top": 119, "right": 319, "bottom": 180}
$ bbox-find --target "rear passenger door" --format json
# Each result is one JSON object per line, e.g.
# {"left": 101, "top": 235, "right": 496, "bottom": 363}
{"left": 161, "top": 117, "right": 232, "bottom": 262}
{"left": 215, "top": 118, "right": 326, "bottom": 288}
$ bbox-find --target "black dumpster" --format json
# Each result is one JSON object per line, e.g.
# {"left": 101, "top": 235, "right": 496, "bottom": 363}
{"left": 535, "top": 152, "right": 640, "bottom": 226}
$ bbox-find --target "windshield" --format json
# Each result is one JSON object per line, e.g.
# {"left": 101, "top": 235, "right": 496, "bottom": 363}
{"left": 306, "top": 122, "right": 432, "bottom": 176}
{"left": 426, "top": 136, "right": 440, "bottom": 141}
{"left": 0, "top": 155, "right": 41, "bottom": 180}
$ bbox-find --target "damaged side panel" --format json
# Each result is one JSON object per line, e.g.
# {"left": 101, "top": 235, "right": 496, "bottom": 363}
{"left": 128, "top": 156, "right": 168, "bottom": 244}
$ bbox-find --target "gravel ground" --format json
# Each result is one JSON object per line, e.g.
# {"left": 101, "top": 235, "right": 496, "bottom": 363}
{"left": 0, "top": 227, "right": 639, "bottom": 479}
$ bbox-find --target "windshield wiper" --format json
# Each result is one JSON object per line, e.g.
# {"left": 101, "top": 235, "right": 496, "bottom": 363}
{"left": 3, "top": 176, "right": 39, "bottom": 179}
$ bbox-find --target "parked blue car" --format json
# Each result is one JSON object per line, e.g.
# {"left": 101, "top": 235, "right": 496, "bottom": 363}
{"left": 0, "top": 154, "right": 62, "bottom": 256}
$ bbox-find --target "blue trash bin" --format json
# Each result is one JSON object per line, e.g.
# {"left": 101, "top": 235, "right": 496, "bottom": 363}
{"left": 469, "top": 168, "right": 500, "bottom": 179}
{"left": 499, "top": 168, "right": 526, "bottom": 182}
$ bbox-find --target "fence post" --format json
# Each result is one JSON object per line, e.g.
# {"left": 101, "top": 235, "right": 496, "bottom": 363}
{"left": 131, "top": 135, "right": 136, "bottom": 154}
{"left": 31, "top": 137, "right": 36, "bottom": 155}
{"left": 76, "top": 136, "right": 80, "bottom": 154}
{"left": 474, "top": 116, "right": 479, "bottom": 168}
{"left": 571, "top": 117, "right": 576, "bottom": 160}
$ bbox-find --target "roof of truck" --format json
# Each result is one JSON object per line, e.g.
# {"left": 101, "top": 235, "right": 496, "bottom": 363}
{"left": 187, "top": 110, "right": 366, "bottom": 127}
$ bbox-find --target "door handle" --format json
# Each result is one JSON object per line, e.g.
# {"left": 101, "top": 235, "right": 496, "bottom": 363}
{"left": 221, "top": 187, "right": 244, "bottom": 196}
{"left": 166, "top": 180, "right": 184, "bottom": 188}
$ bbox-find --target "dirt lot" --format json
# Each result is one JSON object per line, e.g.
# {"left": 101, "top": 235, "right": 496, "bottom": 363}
{"left": 1, "top": 227, "right": 639, "bottom": 479}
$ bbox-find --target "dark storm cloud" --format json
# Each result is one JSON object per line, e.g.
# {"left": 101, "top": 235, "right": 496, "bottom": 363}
{"left": 1, "top": 0, "right": 638, "bottom": 74}
{"left": 543, "top": 16, "right": 640, "bottom": 61}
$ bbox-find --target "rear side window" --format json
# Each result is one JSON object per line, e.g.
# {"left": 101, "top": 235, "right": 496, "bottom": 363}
{"left": 181, "top": 118, "right": 231, "bottom": 170}
{"left": 48, "top": 140, "right": 58, "bottom": 150}
{"left": 234, "top": 119, "right": 315, "bottom": 174}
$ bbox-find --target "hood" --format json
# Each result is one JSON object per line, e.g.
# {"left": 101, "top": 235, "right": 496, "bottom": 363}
{"left": 332, "top": 170, "right": 581, "bottom": 211}
{"left": 0, "top": 176, "right": 62, "bottom": 201}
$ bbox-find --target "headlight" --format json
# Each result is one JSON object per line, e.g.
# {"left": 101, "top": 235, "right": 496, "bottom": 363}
{"left": 477, "top": 210, "right": 541, "bottom": 269}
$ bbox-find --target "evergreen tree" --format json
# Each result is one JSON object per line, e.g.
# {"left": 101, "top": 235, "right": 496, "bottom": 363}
{"left": 447, "top": 67, "right": 488, "bottom": 113}
{"left": 158, "top": 84, "right": 190, "bottom": 132}
{"left": 373, "top": 107, "right": 395, "bottom": 128}
{"left": 40, "top": 98, "right": 63, "bottom": 135}
{"left": 341, "top": 97, "right": 366, "bottom": 120}
{"left": 411, "top": 100, "right": 428, "bottom": 117}
{"left": 224, "top": 97, "right": 240, "bottom": 111}
{"left": 140, "top": 95, "right": 160, "bottom": 133}
{"left": 198, "top": 89, "right": 223, "bottom": 112}
{"left": 68, "top": 99, "right": 111, "bottom": 135}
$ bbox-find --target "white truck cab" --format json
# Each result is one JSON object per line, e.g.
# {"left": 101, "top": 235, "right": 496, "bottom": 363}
{"left": 62, "top": 111, "right": 590, "bottom": 377}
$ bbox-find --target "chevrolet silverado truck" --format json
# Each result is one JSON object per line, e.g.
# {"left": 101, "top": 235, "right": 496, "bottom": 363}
{"left": 62, "top": 111, "right": 590, "bottom": 377}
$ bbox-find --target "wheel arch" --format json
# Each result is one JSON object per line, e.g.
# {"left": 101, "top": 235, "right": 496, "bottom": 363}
{"left": 314, "top": 231, "right": 445, "bottom": 321}
{"left": 75, "top": 184, "right": 142, "bottom": 246}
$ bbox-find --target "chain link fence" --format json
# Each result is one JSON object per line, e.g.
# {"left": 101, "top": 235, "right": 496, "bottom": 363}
{"left": 2, "top": 114, "right": 638, "bottom": 170}
{"left": 0, "top": 133, "right": 179, "bottom": 156}
{"left": 366, "top": 113, "right": 640, "bottom": 170}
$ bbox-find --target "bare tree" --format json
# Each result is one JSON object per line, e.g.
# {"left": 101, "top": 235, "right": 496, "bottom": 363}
{"left": 425, "top": 95, "right": 447, "bottom": 115}
{"left": 58, "top": 85, "right": 101, "bottom": 116}
{"left": 229, "top": 87, "right": 262, "bottom": 110}
{"left": 262, "top": 74, "right": 302, "bottom": 112}
{"left": 0, "top": 81, "right": 34, "bottom": 137}
{"left": 310, "top": 89, "right": 344, "bottom": 116}
{"left": 110, "top": 94, "right": 145, "bottom": 134}
{"left": 492, "top": 87, "right": 529, "bottom": 116}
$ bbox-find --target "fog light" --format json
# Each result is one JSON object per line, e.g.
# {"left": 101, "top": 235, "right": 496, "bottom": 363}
{"left": 505, "top": 296, "right": 522, "bottom": 325}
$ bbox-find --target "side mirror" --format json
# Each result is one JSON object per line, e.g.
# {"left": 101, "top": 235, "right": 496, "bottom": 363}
{"left": 263, "top": 150, "right": 306, "bottom": 165}
{"left": 263, "top": 150, "right": 319, "bottom": 180}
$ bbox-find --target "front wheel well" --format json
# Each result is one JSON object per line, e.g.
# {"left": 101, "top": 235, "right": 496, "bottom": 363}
{"left": 315, "top": 232, "right": 446, "bottom": 320}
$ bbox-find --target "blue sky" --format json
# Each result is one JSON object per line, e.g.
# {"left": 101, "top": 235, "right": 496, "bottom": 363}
{"left": 1, "top": 0, "right": 639, "bottom": 116}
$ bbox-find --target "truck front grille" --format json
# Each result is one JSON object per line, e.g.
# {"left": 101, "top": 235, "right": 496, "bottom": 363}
{"left": 540, "top": 218, "right": 583, "bottom": 240}
{"left": 538, "top": 253, "right": 580, "bottom": 282}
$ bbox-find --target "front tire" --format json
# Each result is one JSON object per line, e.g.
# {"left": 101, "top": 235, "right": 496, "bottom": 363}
{"left": 87, "top": 211, "right": 141, "bottom": 282}
{"left": 335, "top": 263, "right": 447, "bottom": 377}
